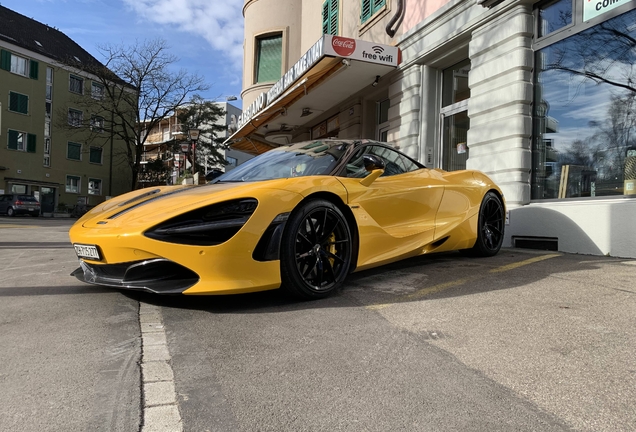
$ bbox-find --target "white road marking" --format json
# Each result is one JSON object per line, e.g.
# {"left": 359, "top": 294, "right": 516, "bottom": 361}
{"left": 139, "top": 303, "right": 183, "bottom": 432}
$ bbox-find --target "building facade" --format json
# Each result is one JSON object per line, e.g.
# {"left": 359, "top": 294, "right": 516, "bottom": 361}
{"left": 229, "top": 0, "right": 636, "bottom": 258}
{"left": 0, "top": 6, "right": 132, "bottom": 214}
{"left": 138, "top": 101, "right": 253, "bottom": 187}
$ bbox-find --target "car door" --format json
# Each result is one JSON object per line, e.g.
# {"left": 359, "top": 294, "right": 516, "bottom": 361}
{"left": 337, "top": 145, "right": 447, "bottom": 268}
{"left": 0, "top": 195, "right": 8, "bottom": 213}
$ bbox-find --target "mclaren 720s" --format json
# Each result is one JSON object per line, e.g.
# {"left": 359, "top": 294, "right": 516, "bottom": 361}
{"left": 70, "top": 139, "right": 505, "bottom": 300}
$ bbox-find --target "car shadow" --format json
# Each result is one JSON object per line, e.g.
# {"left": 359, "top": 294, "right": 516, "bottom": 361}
{"left": 118, "top": 248, "right": 630, "bottom": 314}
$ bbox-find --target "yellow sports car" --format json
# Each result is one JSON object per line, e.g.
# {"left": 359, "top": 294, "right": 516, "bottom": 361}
{"left": 70, "top": 139, "right": 505, "bottom": 299}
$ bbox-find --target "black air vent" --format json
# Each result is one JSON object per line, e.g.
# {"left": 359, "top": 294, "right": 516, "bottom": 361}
{"left": 512, "top": 236, "right": 558, "bottom": 251}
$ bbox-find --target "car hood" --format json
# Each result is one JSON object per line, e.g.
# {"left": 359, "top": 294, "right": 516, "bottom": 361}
{"left": 78, "top": 181, "right": 279, "bottom": 230}
{"left": 75, "top": 176, "right": 348, "bottom": 231}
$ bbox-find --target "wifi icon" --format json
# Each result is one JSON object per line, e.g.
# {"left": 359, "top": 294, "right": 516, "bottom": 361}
{"left": 372, "top": 46, "right": 384, "bottom": 54}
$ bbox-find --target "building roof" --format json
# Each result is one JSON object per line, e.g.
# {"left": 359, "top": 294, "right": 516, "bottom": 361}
{"left": 0, "top": 5, "right": 103, "bottom": 68}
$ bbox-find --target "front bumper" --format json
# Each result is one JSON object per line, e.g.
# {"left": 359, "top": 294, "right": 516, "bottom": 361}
{"left": 71, "top": 258, "right": 199, "bottom": 294}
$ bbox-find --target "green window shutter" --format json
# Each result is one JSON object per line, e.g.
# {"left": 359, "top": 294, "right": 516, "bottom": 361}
{"left": 372, "top": 0, "right": 385, "bottom": 10}
{"left": 322, "top": 1, "right": 330, "bottom": 34}
{"left": 90, "top": 147, "right": 102, "bottom": 163}
{"left": 323, "top": 0, "right": 339, "bottom": 35}
{"left": 19, "top": 94, "right": 28, "bottom": 114}
{"left": 9, "top": 92, "right": 28, "bottom": 114}
{"left": 68, "top": 142, "right": 82, "bottom": 160}
{"left": 329, "top": 0, "right": 339, "bottom": 35}
{"left": 8, "top": 130, "right": 19, "bottom": 150}
{"left": 0, "top": 50, "right": 10, "bottom": 71}
{"left": 29, "top": 60, "right": 39, "bottom": 79}
{"left": 361, "top": 0, "right": 384, "bottom": 23}
{"left": 27, "top": 134, "right": 36, "bottom": 153}
{"left": 361, "top": 0, "right": 371, "bottom": 23}
{"left": 255, "top": 34, "right": 283, "bottom": 83}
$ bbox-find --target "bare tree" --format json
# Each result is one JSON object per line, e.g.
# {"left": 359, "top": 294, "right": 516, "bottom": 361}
{"left": 546, "top": 12, "right": 636, "bottom": 94}
{"left": 62, "top": 38, "right": 209, "bottom": 190}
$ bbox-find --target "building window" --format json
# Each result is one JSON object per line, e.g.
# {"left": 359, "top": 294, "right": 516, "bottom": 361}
{"left": 66, "top": 175, "right": 81, "bottom": 193}
{"left": 89, "top": 146, "right": 103, "bottom": 164}
{"left": 361, "top": 0, "right": 386, "bottom": 24}
{"left": 69, "top": 74, "right": 84, "bottom": 94}
{"left": 88, "top": 178, "right": 102, "bottom": 195}
{"left": 43, "top": 137, "right": 51, "bottom": 167}
{"left": 8, "top": 91, "right": 29, "bottom": 114}
{"left": 440, "top": 59, "right": 471, "bottom": 172}
{"left": 11, "top": 54, "right": 28, "bottom": 76}
{"left": 532, "top": 8, "right": 636, "bottom": 199}
{"left": 46, "top": 67, "right": 53, "bottom": 100}
{"left": 68, "top": 108, "right": 83, "bottom": 127}
{"left": 322, "top": 0, "right": 339, "bottom": 35}
{"left": 538, "top": 0, "right": 572, "bottom": 38}
{"left": 91, "top": 82, "right": 105, "bottom": 99}
{"left": 255, "top": 33, "right": 283, "bottom": 83}
{"left": 67, "top": 142, "right": 82, "bottom": 161}
{"left": 226, "top": 156, "right": 238, "bottom": 167}
{"left": 377, "top": 99, "right": 390, "bottom": 141}
{"left": 90, "top": 115, "right": 105, "bottom": 132}
{"left": 7, "top": 130, "right": 36, "bottom": 153}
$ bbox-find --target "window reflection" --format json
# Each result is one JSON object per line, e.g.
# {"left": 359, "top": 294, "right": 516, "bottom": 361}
{"left": 538, "top": 0, "right": 572, "bottom": 38}
{"left": 532, "top": 9, "right": 636, "bottom": 199}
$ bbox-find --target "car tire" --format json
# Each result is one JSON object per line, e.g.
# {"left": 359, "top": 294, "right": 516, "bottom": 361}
{"left": 280, "top": 199, "right": 353, "bottom": 300}
{"left": 465, "top": 191, "right": 505, "bottom": 257}
{"left": 7, "top": 207, "right": 15, "bottom": 217}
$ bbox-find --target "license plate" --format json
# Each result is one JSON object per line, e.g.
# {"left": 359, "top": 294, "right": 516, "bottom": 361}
{"left": 74, "top": 244, "right": 101, "bottom": 260}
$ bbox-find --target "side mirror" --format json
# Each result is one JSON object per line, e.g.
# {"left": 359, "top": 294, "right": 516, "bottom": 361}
{"left": 363, "top": 154, "right": 385, "bottom": 171}
{"left": 360, "top": 154, "right": 385, "bottom": 187}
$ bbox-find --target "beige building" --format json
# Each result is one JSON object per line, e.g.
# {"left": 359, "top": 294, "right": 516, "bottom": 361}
{"left": 139, "top": 101, "right": 252, "bottom": 186}
{"left": 229, "top": 0, "right": 636, "bottom": 258}
{"left": 0, "top": 6, "right": 132, "bottom": 214}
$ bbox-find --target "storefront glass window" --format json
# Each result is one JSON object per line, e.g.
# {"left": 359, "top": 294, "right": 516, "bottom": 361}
{"left": 538, "top": 0, "right": 572, "bottom": 38}
{"left": 532, "top": 8, "right": 636, "bottom": 199}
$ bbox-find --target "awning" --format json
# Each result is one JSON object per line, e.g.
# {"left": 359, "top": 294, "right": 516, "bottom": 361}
{"left": 226, "top": 35, "right": 400, "bottom": 155}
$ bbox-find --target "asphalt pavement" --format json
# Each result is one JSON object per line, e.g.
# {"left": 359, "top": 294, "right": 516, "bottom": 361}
{"left": 0, "top": 216, "right": 635, "bottom": 431}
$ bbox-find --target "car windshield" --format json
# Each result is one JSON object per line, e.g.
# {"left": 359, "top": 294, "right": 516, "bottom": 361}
{"left": 17, "top": 195, "right": 38, "bottom": 202}
{"left": 215, "top": 141, "right": 351, "bottom": 182}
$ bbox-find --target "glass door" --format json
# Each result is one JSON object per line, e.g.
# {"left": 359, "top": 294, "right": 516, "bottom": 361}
{"left": 440, "top": 60, "right": 470, "bottom": 171}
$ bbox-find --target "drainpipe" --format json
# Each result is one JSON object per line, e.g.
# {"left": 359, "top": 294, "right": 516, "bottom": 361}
{"left": 385, "top": 0, "right": 405, "bottom": 37}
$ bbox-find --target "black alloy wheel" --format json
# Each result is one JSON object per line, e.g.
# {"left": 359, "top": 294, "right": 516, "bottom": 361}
{"left": 280, "top": 199, "right": 352, "bottom": 299}
{"left": 469, "top": 191, "right": 505, "bottom": 257}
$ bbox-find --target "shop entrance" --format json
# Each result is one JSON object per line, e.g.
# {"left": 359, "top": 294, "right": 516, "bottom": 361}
{"left": 40, "top": 187, "right": 56, "bottom": 213}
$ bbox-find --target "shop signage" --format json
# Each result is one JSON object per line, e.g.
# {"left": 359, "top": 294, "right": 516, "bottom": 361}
{"left": 236, "top": 35, "right": 400, "bottom": 130}
{"left": 584, "top": 0, "right": 630, "bottom": 21}
{"left": 323, "top": 35, "right": 399, "bottom": 67}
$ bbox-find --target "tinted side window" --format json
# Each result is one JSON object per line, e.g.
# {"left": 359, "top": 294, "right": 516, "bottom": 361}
{"left": 344, "top": 145, "right": 421, "bottom": 178}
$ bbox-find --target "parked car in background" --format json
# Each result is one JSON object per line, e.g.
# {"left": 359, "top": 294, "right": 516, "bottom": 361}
{"left": 0, "top": 194, "right": 41, "bottom": 217}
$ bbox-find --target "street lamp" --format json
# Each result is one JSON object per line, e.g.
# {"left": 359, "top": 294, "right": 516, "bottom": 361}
{"left": 188, "top": 128, "right": 200, "bottom": 178}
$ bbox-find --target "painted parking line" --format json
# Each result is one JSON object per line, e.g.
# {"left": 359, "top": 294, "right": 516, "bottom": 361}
{"left": 367, "top": 253, "right": 562, "bottom": 311}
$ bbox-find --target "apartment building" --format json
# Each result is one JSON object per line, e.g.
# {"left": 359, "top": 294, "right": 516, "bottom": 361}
{"left": 139, "top": 101, "right": 252, "bottom": 186}
{"left": 0, "top": 6, "right": 132, "bottom": 214}
{"left": 227, "top": 0, "right": 636, "bottom": 258}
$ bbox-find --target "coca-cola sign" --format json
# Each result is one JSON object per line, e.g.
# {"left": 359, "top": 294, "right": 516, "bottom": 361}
{"left": 331, "top": 37, "right": 356, "bottom": 57}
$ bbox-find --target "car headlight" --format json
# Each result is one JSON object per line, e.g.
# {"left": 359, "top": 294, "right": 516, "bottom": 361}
{"left": 144, "top": 198, "right": 258, "bottom": 245}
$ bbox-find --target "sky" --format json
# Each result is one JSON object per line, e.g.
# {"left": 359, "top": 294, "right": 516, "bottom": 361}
{"left": 2, "top": 0, "right": 244, "bottom": 107}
